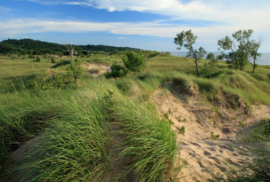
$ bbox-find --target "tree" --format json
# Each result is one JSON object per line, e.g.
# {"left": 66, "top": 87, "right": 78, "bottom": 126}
{"left": 65, "top": 44, "right": 76, "bottom": 62}
{"left": 105, "top": 64, "right": 128, "bottom": 81}
{"left": 206, "top": 53, "right": 218, "bottom": 79}
{"left": 218, "top": 36, "right": 238, "bottom": 69}
{"left": 250, "top": 37, "right": 264, "bottom": 74}
{"left": 122, "top": 51, "right": 147, "bottom": 74}
{"left": 218, "top": 29, "right": 254, "bottom": 70}
{"left": 174, "top": 30, "right": 207, "bottom": 77}
{"left": 35, "top": 57, "right": 40, "bottom": 62}
{"left": 67, "top": 59, "right": 83, "bottom": 86}
{"left": 232, "top": 29, "right": 253, "bottom": 71}
{"left": 51, "top": 57, "right": 56, "bottom": 63}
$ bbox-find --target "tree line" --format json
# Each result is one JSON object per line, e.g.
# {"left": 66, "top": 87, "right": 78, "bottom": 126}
{"left": 0, "top": 38, "right": 140, "bottom": 56}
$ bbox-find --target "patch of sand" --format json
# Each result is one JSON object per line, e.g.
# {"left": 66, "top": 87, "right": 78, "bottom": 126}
{"left": 151, "top": 84, "right": 270, "bottom": 182}
{"left": 82, "top": 63, "right": 111, "bottom": 79}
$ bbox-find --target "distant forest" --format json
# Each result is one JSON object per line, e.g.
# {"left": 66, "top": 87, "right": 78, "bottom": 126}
{"left": 0, "top": 39, "right": 140, "bottom": 55}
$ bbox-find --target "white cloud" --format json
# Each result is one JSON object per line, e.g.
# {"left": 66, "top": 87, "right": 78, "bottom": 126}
{"left": 0, "top": 6, "right": 11, "bottom": 11}
{"left": 0, "top": 18, "right": 269, "bottom": 41}
{"left": 26, "top": 0, "right": 270, "bottom": 34}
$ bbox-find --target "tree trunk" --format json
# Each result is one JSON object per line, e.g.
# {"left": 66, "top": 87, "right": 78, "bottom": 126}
{"left": 252, "top": 59, "right": 255, "bottom": 74}
{"left": 74, "top": 77, "right": 77, "bottom": 86}
{"left": 195, "top": 59, "right": 200, "bottom": 77}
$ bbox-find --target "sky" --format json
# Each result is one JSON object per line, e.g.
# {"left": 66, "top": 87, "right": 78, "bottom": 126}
{"left": 0, "top": 0, "right": 270, "bottom": 52}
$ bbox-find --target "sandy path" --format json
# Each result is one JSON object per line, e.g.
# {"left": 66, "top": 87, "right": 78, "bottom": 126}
{"left": 151, "top": 86, "right": 270, "bottom": 182}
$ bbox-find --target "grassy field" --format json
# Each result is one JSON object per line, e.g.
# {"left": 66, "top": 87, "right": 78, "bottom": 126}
{"left": 0, "top": 53, "right": 270, "bottom": 181}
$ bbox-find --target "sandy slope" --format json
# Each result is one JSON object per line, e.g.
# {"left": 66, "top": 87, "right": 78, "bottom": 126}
{"left": 151, "top": 85, "right": 270, "bottom": 182}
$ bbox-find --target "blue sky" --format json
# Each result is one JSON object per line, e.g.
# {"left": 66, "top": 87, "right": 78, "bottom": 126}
{"left": 0, "top": 0, "right": 270, "bottom": 52}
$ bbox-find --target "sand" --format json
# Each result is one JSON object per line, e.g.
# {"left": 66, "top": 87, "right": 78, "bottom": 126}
{"left": 82, "top": 63, "right": 111, "bottom": 79}
{"left": 151, "top": 84, "right": 270, "bottom": 182}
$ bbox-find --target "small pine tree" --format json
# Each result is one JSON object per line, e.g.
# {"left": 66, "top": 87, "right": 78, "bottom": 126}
{"left": 105, "top": 64, "right": 128, "bottom": 81}
{"left": 51, "top": 57, "right": 56, "bottom": 63}
{"left": 122, "top": 51, "right": 147, "bottom": 74}
{"left": 67, "top": 59, "right": 83, "bottom": 86}
{"left": 36, "top": 57, "right": 40, "bottom": 62}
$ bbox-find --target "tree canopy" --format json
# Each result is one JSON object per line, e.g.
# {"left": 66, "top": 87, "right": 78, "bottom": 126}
{"left": 174, "top": 30, "right": 207, "bottom": 77}
{"left": 0, "top": 39, "right": 140, "bottom": 55}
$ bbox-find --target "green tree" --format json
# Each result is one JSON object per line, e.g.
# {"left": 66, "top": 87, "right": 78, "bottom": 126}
{"left": 122, "top": 51, "right": 147, "bottom": 74}
{"left": 174, "top": 30, "right": 207, "bottom": 77}
{"left": 250, "top": 37, "right": 264, "bottom": 74}
{"left": 206, "top": 53, "right": 218, "bottom": 79}
{"left": 218, "top": 29, "right": 254, "bottom": 71}
{"left": 218, "top": 36, "right": 238, "bottom": 69}
{"left": 105, "top": 64, "right": 128, "bottom": 81}
{"left": 36, "top": 57, "right": 40, "bottom": 62}
{"left": 67, "top": 59, "right": 83, "bottom": 86}
{"left": 51, "top": 57, "right": 56, "bottom": 63}
{"left": 233, "top": 29, "right": 253, "bottom": 71}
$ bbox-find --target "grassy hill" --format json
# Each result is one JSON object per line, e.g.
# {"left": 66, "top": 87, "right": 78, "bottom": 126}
{"left": 0, "top": 52, "right": 270, "bottom": 181}
{"left": 0, "top": 39, "right": 140, "bottom": 55}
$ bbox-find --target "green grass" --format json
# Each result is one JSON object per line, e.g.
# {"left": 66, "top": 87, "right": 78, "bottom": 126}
{"left": 1, "top": 53, "right": 270, "bottom": 181}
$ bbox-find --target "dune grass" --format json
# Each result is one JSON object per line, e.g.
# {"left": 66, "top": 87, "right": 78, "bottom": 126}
{"left": 1, "top": 53, "right": 270, "bottom": 181}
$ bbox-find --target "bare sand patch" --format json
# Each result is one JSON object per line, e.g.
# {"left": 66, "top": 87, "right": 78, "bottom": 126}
{"left": 151, "top": 84, "right": 270, "bottom": 182}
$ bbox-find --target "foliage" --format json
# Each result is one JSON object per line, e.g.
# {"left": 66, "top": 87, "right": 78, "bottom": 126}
{"left": 174, "top": 30, "right": 207, "bottom": 77}
{"left": 211, "top": 132, "right": 220, "bottom": 140}
{"left": 51, "top": 57, "right": 56, "bottom": 63}
{"left": 0, "top": 38, "right": 140, "bottom": 55}
{"left": 122, "top": 51, "right": 147, "bottom": 73}
{"left": 218, "top": 29, "right": 257, "bottom": 71}
{"left": 35, "top": 57, "right": 40, "bottom": 62}
{"left": 105, "top": 64, "right": 128, "bottom": 80}
{"left": 31, "top": 74, "right": 68, "bottom": 92}
{"left": 67, "top": 59, "right": 83, "bottom": 86}
{"left": 178, "top": 126, "right": 185, "bottom": 134}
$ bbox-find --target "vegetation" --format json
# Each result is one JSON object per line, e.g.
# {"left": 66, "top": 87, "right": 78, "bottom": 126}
{"left": 105, "top": 64, "right": 127, "bottom": 80}
{"left": 0, "top": 39, "right": 140, "bottom": 55}
{"left": 174, "top": 30, "right": 207, "bottom": 77}
{"left": 122, "top": 51, "right": 147, "bottom": 74}
{"left": 0, "top": 34, "right": 269, "bottom": 181}
{"left": 218, "top": 29, "right": 263, "bottom": 73}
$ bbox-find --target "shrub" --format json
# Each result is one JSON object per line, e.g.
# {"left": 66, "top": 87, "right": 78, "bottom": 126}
{"left": 31, "top": 74, "right": 68, "bottom": 92}
{"left": 105, "top": 64, "right": 128, "bottom": 80}
{"left": 51, "top": 57, "right": 56, "bottom": 63}
{"left": 35, "top": 57, "right": 41, "bottom": 62}
{"left": 178, "top": 126, "right": 185, "bottom": 134}
{"left": 211, "top": 132, "right": 219, "bottom": 140}
{"left": 122, "top": 51, "right": 147, "bottom": 73}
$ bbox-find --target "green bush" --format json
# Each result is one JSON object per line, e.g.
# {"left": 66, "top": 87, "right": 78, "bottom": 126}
{"left": 105, "top": 64, "right": 128, "bottom": 80}
{"left": 51, "top": 57, "right": 56, "bottom": 63}
{"left": 31, "top": 74, "right": 68, "bottom": 92}
{"left": 35, "top": 57, "right": 40, "bottom": 62}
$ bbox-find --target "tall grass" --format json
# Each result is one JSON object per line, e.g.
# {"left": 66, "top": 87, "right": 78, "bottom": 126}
{"left": 11, "top": 93, "right": 111, "bottom": 181}
{"left": 97, "top": 75, "right": 178, "bottom": 181}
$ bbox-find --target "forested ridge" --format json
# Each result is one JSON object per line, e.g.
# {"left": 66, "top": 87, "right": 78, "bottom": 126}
{"left": 0, "top": 38, "right": 140, "bottom": 55}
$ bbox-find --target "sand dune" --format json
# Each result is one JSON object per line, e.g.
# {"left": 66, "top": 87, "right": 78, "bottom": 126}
{"left": 151, "top": 86, "right": 270, "bottom": 182}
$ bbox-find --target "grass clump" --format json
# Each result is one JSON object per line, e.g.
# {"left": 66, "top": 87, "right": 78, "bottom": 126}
{"left": 107, "top": 90, "right": 177, "bottom": 181}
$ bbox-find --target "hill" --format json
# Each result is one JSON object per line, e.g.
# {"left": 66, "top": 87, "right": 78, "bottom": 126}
{"left": 0, "top": 39, "right": 140, "bottom": 55}
{"left": 0, "top": 53, "right": 270, "bottom": 182}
